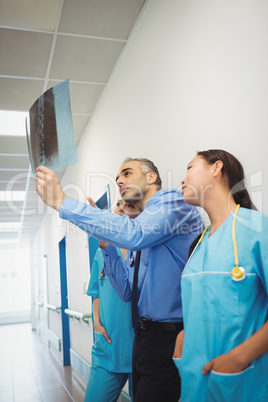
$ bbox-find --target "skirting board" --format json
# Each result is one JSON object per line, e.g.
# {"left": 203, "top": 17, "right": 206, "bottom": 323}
{"left": 37, "top": 321, "right": 46, "bottom": 338}
{"left": 47, "top": 329, "right": 61, "bottom": 352}
{"left": 70, "top": 348, "right": 91, "bottom": 383}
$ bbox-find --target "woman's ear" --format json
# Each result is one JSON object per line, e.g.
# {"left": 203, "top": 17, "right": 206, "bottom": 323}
{"left": 213, "top": 160, "right": 224, "bottom": 177}
{"left": 146, "top": 172, "right": 157, "bottom": 185}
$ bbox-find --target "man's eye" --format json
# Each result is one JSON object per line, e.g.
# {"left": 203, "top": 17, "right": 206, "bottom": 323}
{"left": 127, "top": 204, "right": 135, "bottom": 209}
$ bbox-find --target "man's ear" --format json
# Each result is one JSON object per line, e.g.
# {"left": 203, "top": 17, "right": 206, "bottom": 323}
{"left": 212, "top": 160, "right": 224, "bottom": 177}
{"left": 146, "top": 171, "right": 157, "bottom": 185}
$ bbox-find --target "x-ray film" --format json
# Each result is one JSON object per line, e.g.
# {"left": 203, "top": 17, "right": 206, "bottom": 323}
{"left": 26, "top": 80, "right": 78, "bottom": 172}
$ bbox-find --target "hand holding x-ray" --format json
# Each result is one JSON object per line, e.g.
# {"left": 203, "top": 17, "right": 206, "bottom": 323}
{"left": 35, "top": 166, "right": 67, "bottom": 211}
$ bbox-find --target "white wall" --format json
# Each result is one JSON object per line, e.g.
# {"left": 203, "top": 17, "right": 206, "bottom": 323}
{"left": 32, "top": 0, "right": 268, "bottom": 364}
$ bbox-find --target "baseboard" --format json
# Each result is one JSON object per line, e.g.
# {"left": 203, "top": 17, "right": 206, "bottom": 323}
{"left": 47, "top": 329, "right": 61, "bottom": 352}
{"left": 70, "top": 348, "right": 91, "bottom": 382}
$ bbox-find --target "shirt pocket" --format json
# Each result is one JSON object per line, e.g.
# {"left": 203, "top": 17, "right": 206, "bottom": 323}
{"left": 92, "top": 332, "right": 111, "bottom": 358}
{"left": 202, "top": 274, "right": 239, "bottom": 323}
{"left": 207, "top": 366, "right": 256, "bottom": 402}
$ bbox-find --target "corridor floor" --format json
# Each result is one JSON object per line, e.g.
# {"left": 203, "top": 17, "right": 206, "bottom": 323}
{"left": 0, "top": 323, "right": 85, "bottom": 401}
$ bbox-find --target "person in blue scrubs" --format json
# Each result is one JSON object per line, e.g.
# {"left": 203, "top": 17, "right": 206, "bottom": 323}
{"left": 35, "top": 158, "right": 203, "bottom": 402}
{"left": 173, "top": 149, "right": 268, "bottom": 402}
{"left": 84, "top": 200, "right": 142, "bottom": 402}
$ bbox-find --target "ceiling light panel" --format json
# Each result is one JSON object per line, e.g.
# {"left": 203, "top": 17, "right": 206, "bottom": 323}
{"left": 0, "top": 110, "right": 28, "bottom": 136}
{"left": 0, "top": 222, "right": 21, "bottom": 230}
{"left": 0, "top": 191, "right": 25, "bottom": 201}
{"left": 0, "top": 238, "right": 18, "bottom": 244}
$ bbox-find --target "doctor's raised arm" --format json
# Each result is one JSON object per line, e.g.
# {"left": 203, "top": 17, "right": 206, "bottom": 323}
{"left": 35, "top": 163, "right": 202, "bottom": 251}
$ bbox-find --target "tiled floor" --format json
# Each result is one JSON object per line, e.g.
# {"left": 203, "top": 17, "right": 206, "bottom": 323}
{"left": 0, "top": 323, "right": 85, "bottom": 401}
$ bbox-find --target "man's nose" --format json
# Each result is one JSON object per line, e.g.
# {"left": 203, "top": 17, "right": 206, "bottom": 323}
{"left": 116, "top": 176, "right": 124, "bottom": 187}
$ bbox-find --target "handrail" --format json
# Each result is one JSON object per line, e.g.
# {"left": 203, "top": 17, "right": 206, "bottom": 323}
{"left": 47, "top": 304, "right": 61, "bottom": 314}
{"left": 64, "top": 308, "right": 91, "bottom": 325}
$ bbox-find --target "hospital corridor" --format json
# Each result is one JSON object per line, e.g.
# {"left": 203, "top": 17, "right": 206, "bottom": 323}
{"left": 0, "top": 324, "right": 85, "bottom": 401}
{"left": 0, "top": 0, "right": 268, "bottom": 401}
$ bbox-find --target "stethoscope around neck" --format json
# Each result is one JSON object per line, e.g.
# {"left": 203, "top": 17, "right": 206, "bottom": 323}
{"left": 198, "top": 204, "right": 246, "bottom": 282}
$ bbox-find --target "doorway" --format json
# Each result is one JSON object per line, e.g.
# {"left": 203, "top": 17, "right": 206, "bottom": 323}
{"left": 58, "top": 236, "right": 71, "bottom": 366}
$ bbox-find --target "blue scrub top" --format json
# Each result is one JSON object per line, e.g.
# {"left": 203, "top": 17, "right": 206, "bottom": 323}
{"left": 87, "top": 248, "right": 134, "bottom": 373}
{"left": 175, "top": 208, "right": 268, "bottom": 401}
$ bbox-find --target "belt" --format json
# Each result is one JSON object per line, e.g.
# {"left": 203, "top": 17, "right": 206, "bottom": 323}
{"left": 139, "top": 318, "right": 183, "bottom": 332}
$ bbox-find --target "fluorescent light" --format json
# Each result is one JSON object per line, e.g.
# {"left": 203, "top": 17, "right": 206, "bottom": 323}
{"left": 0, "top": 228, "right": 20, "bottom": 233}
{"left": 0, "top": 239, "right": 18, "bottom": 244}
{"left": 0, "top": 222, "right": 21, "bottom": 232}
{"left": 0, "top": 191, "right": 25, "bottom": 202}
{"left": 0, "top": 222, "right": 21, "bottom": 229}
{"left": 0, "top": 110, "right": 28, "bottom": 136}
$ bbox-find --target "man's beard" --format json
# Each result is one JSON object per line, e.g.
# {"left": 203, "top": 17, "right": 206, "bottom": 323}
{"left": 122, "top": 187, "right": 144, "bottom": 204}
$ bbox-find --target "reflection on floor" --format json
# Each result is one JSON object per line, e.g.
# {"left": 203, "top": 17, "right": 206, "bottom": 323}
{"left": 0, "top": 323, "right": 85, "bottom": 401}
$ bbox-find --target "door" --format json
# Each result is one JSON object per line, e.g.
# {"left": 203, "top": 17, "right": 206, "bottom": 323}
{"left": 58, "top": 237, "right": 71, "bottom": 366}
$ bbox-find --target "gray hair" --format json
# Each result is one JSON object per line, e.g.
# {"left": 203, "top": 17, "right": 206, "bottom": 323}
{"left": 123, "top": 157, "right": 162, "bottom": 188}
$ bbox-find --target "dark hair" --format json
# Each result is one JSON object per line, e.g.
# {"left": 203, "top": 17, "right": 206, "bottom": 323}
{"left": 197, "top": 149, "right": 256, "bottom": 210}
{"left": 123, "top": 157, "right": 162, "bottom": 188}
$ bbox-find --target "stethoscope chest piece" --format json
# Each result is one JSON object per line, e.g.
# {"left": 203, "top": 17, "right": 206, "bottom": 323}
{"left": 129, "top": 254, "right": 134, "bottom": 267}
{"left": 231, "top": 267, "right": 246, "bottom": 282}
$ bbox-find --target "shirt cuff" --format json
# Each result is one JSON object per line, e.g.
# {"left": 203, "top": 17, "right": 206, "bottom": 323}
{"left": 59, "top": 197, "right": 86, "bottom": 219}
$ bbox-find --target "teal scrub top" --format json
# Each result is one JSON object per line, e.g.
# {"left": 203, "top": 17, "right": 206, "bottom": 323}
{"left": 175, "top": 208, "right": 268, "bottom": 402}
{"left": 87, "top": 248, "right": 134, "bottom": 373}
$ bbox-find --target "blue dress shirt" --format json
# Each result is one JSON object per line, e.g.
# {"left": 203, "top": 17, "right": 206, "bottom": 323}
{"left": 59, "top": 189, "right": 203, "bottom": 322}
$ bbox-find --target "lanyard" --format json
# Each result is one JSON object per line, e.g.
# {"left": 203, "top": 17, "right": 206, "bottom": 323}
{"left": 198, "top": 204, "right": 246, "bottom": 282}
{"left": 232, "top": 204, "right": 240, "bottom": 267}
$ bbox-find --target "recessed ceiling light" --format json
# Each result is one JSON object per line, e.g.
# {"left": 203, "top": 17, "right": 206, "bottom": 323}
{"left": 0, "top": 110, "right": 28, "bottom": 136}
{"left": 0, "top": 239, "right": 18, "bottom": 244}
{"left": 0, "top": 191, "right": 25, "bottom": 202}
{"left": 0, "top": 222, "right": 21, "bottom": 232}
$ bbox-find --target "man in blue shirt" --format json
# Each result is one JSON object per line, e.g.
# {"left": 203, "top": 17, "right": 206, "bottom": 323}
{"left": 35, "top": 158, "right": 203, "bottom": 402}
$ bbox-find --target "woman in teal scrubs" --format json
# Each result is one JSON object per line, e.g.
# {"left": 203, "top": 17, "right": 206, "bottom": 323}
{"left": 173, "top": 149, "right": 268, "bottom": 401}
{"left": 84, "top": 200, "right": 142, "bottom": 402}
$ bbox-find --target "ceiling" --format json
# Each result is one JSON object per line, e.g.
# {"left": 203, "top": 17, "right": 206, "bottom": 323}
{"left": 0, "top": 0, "right": 146, "bottom": 249}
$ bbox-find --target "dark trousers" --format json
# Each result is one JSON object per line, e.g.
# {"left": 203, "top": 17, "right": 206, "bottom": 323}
{"left": 132, "top": 326, "right": 182, "bottom": 402}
